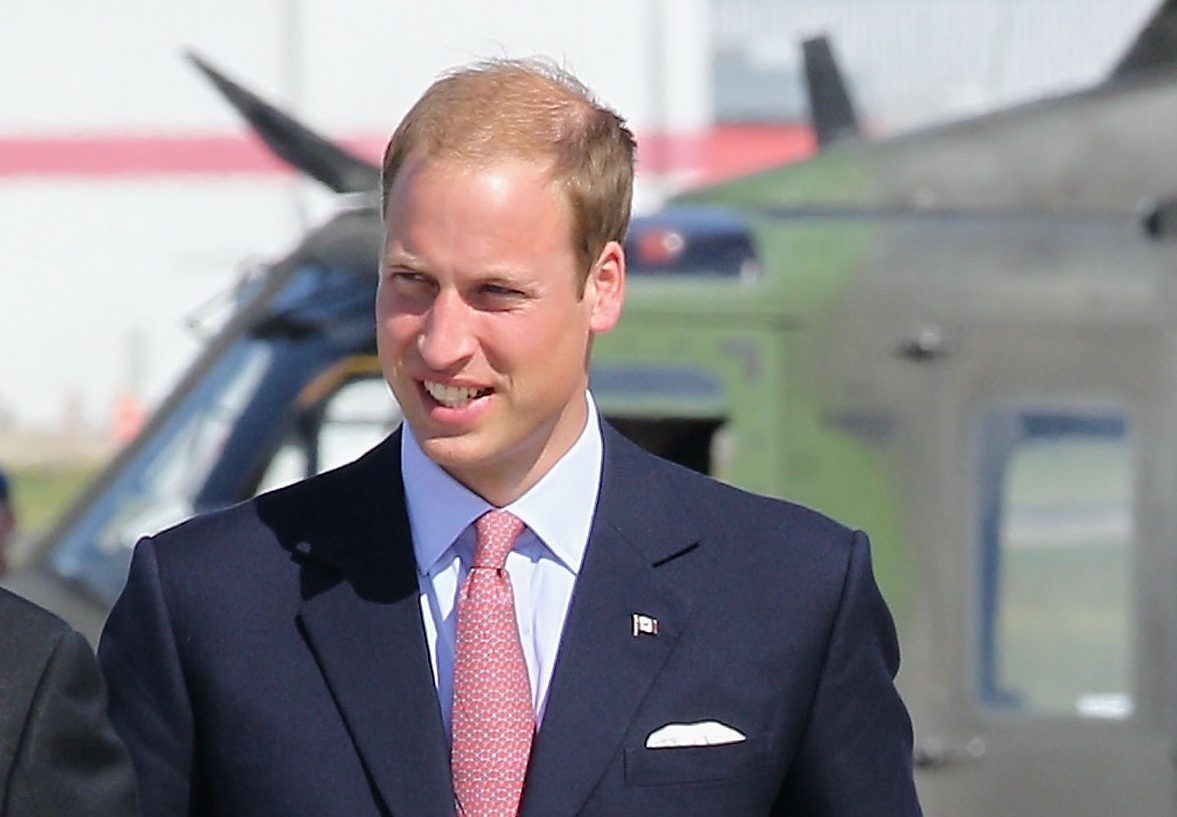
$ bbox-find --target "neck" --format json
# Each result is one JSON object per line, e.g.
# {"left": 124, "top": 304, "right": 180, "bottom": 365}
{"left": 452, "top": 396, "right": 592, "bottom": 506}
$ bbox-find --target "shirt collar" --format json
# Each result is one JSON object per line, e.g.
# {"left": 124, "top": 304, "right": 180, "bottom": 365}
{"left": 402, "top": 393, "right": 603, "bottom": 578}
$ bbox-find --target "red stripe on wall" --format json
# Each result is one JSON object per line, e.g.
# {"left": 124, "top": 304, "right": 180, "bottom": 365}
{"left": 0, "top": 125, "right": 814, "bottom": 181}
{"left": 0, "top": 134, "right": 292, "bottom": 177}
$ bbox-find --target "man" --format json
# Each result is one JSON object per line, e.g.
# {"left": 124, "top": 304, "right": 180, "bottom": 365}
{"left": 0, "top": 587, "right": 140, "bottom": 816}
{"left": 100, "top": 59, "right": 921, "bottom": 816}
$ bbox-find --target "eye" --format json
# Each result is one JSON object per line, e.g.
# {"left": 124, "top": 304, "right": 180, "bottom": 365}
{"left": 473, "top": 283, "right": 527, "bottom": 310}
{"left": 386, "top": 270, "right": 435, "bottom": 293}
{"left": 482, "top": 283, "right": 523, "bottom": 297}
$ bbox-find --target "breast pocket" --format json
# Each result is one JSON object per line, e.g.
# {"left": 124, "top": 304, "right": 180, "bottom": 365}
{"left": 623, "top": 734, "right": 773, "bottom": 787}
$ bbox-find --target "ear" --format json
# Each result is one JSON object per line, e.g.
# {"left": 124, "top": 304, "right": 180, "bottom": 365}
{"left": 585, "top": 240, "right": 626, "bottom": 334}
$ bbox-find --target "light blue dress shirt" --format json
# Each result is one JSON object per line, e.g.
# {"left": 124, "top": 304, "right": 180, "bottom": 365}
{"left": 401, "top": 393, "right": 603, "bottom": 737}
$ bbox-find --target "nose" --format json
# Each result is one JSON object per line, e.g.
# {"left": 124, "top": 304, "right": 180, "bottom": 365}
{"left": 417, "top": 289, "right": 476, "bottom": 369}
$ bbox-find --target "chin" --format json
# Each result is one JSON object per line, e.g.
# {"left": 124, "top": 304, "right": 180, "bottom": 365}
{"left": 417, "top": 432, "right": 491, "bottom": 470}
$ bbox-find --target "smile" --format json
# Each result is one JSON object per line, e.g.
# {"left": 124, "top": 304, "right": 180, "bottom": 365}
{"left": 422, "top": 381, "right": 492, "bottom": 408}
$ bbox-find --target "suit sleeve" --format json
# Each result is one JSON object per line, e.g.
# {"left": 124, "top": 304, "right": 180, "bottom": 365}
{"left": 98, "top": 538, "right": 201, "bottom": 817}
{"left": 774, "top": 530, "right": 922, "bottom": 816}
{"left": 5, "top": 628, "right": 140, "bottom": 817}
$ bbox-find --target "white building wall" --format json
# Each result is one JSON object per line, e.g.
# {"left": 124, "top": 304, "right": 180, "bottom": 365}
{"left": 0, "top": 0, "right": 694, "bottom": 432}
{"left": 0, "top": 0, "right": 1162, "bottom": 432}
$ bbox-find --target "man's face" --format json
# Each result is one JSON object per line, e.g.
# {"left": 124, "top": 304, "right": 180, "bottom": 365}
{"left": 376, "top": 156, "right": 624, "bottom": 503}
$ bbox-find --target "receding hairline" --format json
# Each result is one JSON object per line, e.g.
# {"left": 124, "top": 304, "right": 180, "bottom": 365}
{"left": 383, "top": 152, "right": 572, "bottom": 221}
{"left": 380, "top": 57, "right": 636, "bottom": 283}
{"left": 382, "top": 57, "right": 627, "bottom": 196}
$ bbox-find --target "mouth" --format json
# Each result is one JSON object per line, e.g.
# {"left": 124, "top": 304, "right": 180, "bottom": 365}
{"left": 421, "top": 380, "right": 493, "bottom": 409}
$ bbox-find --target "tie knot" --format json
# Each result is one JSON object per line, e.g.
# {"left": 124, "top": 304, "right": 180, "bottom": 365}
{"left": 472, "top": 510, "right": 525, "bottom": 570}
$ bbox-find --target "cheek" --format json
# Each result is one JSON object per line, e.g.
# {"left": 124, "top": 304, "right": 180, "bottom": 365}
{"left": 494, "top": 310, "right": 589, "bottom": 380}
{"left": 376, "top": 316, "right": 421, "bottom": 372}
{"left": 376, "top": 298, "right": 419, "bottom": 343}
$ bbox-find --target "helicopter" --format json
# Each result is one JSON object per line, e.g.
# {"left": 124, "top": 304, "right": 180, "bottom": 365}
{"left": 9, "top": 1, "right": 1177, "bottom": 813}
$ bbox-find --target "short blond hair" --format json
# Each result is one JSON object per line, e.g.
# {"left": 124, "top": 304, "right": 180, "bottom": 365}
{"left": 381, "top": 58, "right": 636, "bottom": 287}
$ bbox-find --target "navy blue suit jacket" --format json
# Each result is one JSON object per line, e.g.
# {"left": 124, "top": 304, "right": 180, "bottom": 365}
{"left": 99, "top": 424, "right": 920, "bottom": 816}
{"left": 0, "top": 588, "right": 139, "bottom": 817}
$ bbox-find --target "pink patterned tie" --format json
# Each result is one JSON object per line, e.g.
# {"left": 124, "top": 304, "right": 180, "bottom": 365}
{"left": 451, "top": 510, "right": 534, "bottom": 817}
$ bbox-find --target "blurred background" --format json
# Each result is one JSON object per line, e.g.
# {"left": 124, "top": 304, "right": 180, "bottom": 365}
{"left": 0, "top": 0, "right": 1158, "bottom": 548}
{"left": 4, "top": 4, "right": 1175, "bottom": 813}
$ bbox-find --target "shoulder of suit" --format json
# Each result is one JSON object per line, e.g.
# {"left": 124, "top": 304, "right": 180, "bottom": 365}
{"left": 142, "top": 435, "right": 396, "bottom": 562}
{"left": 0, "top": 590, "right": 71, "bottom": 765}
{"left": 0, "top": 587, "right": 71, "bottom": 638}
{"left": 608, "top": 425, "right": 855, "bottom": 544}
{"left": 0, "top": 587, "right": 73, "bottom": 666}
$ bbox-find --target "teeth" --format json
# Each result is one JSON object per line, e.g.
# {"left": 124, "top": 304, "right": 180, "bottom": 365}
{"left": 423, "top": 381, "right": 486, "bottom": 408}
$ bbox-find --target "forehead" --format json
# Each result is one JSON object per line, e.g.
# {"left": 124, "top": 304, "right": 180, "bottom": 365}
{"left": 385, "top": 156, "right": 567, "bottom": 230}
{"left": 388, "top": 151, "right": 556, "bottom": 197}
{"left": 381, "top": 156, "right": 578, "bottom": 270}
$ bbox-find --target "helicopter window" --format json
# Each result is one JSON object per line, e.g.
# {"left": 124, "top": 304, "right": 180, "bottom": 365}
{"left": 316, "top": 377, "right": 400, "bottom": 467}
{"left": 623, "top": 210, "right": 760, "bottom": 282}
{"left": 49, "top": 340, "right": 274, "bottom": 603}
{"left": 257, "top": 372, "right": 401, "bottom": 493}
{"left": 978, "top": 410, "right": 1134, "bottom": 719}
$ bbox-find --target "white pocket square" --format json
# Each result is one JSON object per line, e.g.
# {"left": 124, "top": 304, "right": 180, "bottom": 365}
{"left": 645, "top": 720, "right": 747, "bottom": 749}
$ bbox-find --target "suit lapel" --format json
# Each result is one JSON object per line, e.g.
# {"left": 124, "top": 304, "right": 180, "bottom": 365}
{"left": 520, "top": 426, "right": 700, "bottom": 817}
{"left": 295, "top": 432, "right": 456, "bottom": 817}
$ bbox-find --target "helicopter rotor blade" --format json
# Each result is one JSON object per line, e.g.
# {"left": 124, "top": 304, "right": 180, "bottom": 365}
{"left": 187, "top": 50, "right": 381, "bottom": 194}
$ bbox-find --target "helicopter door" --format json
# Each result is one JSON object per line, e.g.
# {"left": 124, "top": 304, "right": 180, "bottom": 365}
{"left": 914, "top": 389, "right": 1177, "bottom": 816}
{"left": 256, "top": 355, "right": 402, "bottom": 494}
